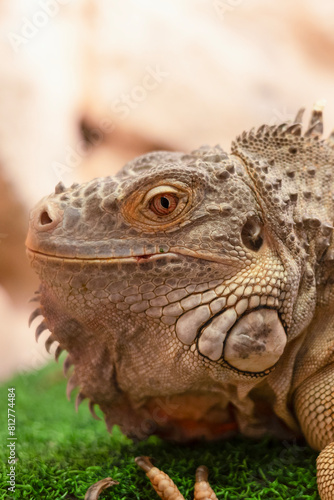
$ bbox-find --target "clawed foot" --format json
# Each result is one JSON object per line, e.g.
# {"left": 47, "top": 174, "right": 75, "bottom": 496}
{"left": 84, "top": 477, "right": 119, "bottom": 499}
{"left": 135, "top": 456, "right": 218, "bottom": 500}
{"left": 84, "top": 456, "right": 217, "bottom": 499}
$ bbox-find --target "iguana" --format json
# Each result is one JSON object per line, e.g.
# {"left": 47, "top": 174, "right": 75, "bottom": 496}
{"left": 26, "top": 104, "right": 334, "bottom": 499}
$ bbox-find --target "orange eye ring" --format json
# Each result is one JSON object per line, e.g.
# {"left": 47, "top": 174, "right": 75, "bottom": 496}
{"left": 121, "top": 182, "right": 192, "bottom": 230}
{"left": 149, "top": 193, "right": 179, "bottom": 216}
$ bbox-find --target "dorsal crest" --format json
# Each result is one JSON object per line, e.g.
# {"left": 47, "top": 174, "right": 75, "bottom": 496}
{"left": 231, "top": 102, "right": 334, "bottom": 264}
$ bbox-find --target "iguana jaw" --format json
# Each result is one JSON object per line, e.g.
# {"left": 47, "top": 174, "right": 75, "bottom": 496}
{"left": 26, "top": 246, "right": 244, "bottom": 267}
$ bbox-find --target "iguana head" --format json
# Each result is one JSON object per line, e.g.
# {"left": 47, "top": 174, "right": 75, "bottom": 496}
{"left": 26, "top": 107, "right": 334, "bottom": 440}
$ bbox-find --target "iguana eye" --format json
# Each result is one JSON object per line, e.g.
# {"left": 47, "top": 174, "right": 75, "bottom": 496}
{"left": 141, "top": 185, "right": 188, "bottom": 222}
{"left": 150, "top": 193, "right": 179, "bottom": 216}
{"left": 121, "top": 183, "right": 192, "bottom": 229}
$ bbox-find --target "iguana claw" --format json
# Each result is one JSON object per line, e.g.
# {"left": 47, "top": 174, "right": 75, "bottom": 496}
{"left": 84, "top": 477, "right": 119, "bottom": 500}
{"left": 136, "top": 456, "right": 218, "bottom": 499}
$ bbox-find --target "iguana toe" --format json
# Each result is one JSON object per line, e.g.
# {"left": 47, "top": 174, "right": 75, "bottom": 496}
{"left": 84, "top": 477, "right": 119, "bottom": 500}
{"left": 136, "top": 456, "right": 218, "bottom": 499}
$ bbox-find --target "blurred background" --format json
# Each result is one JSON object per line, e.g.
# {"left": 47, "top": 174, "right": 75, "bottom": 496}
{"left": 1, "top": 0, "right": 334, "bottom": 381}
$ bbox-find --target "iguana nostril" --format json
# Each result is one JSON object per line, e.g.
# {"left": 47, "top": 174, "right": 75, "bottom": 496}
{"left": 40, "top": 211, "right": 53, "bottom": 225}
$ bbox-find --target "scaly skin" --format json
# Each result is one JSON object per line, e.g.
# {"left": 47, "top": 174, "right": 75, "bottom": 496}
{"left": 26, "top": 104, "right": 334, "bottom": 499}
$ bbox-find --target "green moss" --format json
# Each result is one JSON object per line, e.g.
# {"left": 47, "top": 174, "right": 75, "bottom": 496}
{"left": 0, "top": 359, "right": 319, "bottom": 499}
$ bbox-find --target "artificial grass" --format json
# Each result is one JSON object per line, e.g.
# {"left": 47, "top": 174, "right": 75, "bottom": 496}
{"left": 0, "top": 358, "right": 319, "bottom": 500}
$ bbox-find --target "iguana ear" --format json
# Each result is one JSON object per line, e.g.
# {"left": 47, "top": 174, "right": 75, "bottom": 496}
{"left": 231, "top": 104, "right": 334, "bottom": 263}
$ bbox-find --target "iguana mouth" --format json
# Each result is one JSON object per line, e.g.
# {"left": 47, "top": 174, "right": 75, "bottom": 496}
{"left": 26, "top": 248, "right": 163, "bottom": 262}
{"left": 26, "top": 247, "right": 242, "bottom": 267}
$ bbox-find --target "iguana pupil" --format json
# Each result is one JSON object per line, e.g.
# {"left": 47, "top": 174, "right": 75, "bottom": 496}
{"left": 161, "top": 196, "right": 169, "bottom": 208}
{"left": 150, "top": 193, "right": 178, "bottom": 215}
